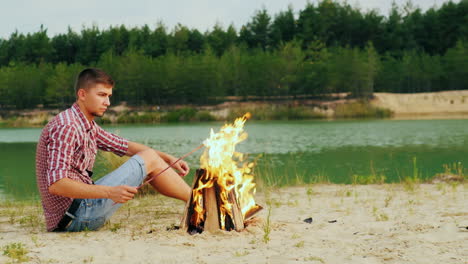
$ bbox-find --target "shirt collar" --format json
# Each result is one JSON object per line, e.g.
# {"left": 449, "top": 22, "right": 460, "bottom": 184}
{"left": 71, "top": 103, "right": 94, "bottom": 132}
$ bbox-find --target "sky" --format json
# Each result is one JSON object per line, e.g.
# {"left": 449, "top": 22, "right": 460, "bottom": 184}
{"left": 0, "top": 0, "right": 457, "bottom": 39}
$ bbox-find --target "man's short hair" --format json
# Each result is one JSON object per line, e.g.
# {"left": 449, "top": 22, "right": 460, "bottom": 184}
{"left": 74, "top": 68, "right": 114, "bottom": 96}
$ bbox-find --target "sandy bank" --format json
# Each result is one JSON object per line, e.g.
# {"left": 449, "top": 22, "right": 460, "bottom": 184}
{"left": 372, "top": 90, "right": 468, "bottom": 119}
{"left": 1, "top": 184, "right": 466, "bottom": 264}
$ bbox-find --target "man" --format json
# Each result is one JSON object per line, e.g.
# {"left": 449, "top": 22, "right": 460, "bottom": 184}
{"left": 36, "top": 68, "right": 191, "bottom": 232}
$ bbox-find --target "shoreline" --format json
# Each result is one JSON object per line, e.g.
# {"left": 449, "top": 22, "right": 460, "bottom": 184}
{"left": 1, "top": 183, "right": 466, "bottom": 263}
{"left": 2, "top": 90, "right": 468, "bottom": 127}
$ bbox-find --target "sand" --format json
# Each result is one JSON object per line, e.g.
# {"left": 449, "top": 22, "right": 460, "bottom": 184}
{"left": 0, "top": 184, "right": 467, "bottom": 264}
{"left": 372, "top": 91, "right": 468, "bottom": 119}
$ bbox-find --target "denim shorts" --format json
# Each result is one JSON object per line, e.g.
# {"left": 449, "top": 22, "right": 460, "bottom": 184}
{"left": 65, "top": 154, "right": 146, "bottom": 232}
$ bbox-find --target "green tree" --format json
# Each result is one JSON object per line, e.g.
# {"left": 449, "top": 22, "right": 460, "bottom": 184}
{"left": 239, "top": 8, "right": 272, "bottom": 49}
{"left": 100, "top": 25, "right": 130, "bottom": 56}
{"left": 1, "top": 63, "right": 52, "bottom": 109}
{"left": 297, "top": 40, "right": 330, "bottom": 95}
{"left": 375, "top": 52, "right": 404, "bottom": 92}
{"left": 219, "top": 45, "right": 245, "bottom": 96}
{"left": 378, "top": 3, "right": 405, "bottom": 55}
{"left": 24, "top": 25, "right": 53, "bottom": 64}
{"left": 360, "top": 43, "right": 380, "bottom": 97}
{"left": 206, "top": 23, "right": 237, "bottom": 56}
{"left": 443, "top": 40, "right": 468, "bottom": 90}
{"left": 1, "top": 31, "right": 28, "bottom": 64}
{"left": 270, "top": 6, "right": 296, "bottom": 46}
{"left": 143, "top": 23, "right": 169, "bottom": 57}
{"left": 169, "top": 24, "right": 191, "bottom": 55}
{"left": 50, "top": 28, "right": 80, "bottom": 64}
{"left": 45, "top": 63, "right": 82, "bottom": 107}
{"left": 76, "top": 25, "right": 102, "bottom": 65}
{"left": 273, "top": 40, "right": 304, "bottom": 95}
{"left": 187, "top": 29, "right": 204, "bottom": 53}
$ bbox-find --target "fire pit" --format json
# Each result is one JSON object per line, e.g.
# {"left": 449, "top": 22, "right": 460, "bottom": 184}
{"left": 180, "top": 113, "right": 263, "bottom": 234}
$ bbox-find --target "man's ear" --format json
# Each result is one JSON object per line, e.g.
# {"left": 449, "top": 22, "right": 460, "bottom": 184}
{"left": 77, "top": 88, "right": 86, "bottom": 100}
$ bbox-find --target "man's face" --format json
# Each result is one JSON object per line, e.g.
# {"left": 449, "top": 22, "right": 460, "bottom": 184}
{"left": 78, "top": 83, "right": 113, "bottom": 119}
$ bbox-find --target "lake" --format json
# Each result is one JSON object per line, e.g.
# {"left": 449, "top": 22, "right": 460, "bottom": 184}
{"left": 1, "top": 119, "right": 468, "bottom": 200}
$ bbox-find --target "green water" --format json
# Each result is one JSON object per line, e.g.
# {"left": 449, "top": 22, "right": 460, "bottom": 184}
{"left": 1, "top": 119, "right": 468, "bottom": 200}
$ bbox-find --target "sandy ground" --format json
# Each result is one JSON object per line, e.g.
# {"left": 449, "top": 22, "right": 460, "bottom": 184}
{"left": 0, "top": 183, "right": 467, "bottom": 264}
{"left": 372, "top": 91, "right": 468, "bottom": 119}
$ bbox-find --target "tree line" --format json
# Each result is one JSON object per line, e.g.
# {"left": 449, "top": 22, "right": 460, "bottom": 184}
{"left": 0, "top": 0, "right": 467, "bottom": 109}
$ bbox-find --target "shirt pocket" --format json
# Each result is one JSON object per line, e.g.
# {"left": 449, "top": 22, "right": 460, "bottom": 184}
{"left": 72, "top": 145, "right": 85, "bottom": 166}
{"left": 82, "top": 138, "right": 97, "bottom": 169}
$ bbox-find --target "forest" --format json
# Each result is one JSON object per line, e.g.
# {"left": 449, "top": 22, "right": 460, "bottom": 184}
{"left": 0, "top": 0, "right": 467, "bottom": 109}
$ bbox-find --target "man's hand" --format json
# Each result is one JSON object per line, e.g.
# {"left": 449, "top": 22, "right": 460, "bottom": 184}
{"left": 108, "top": 185, "right": 138, "bottom": 203}
{"left": 167, "top": 156, "right": 190, "bottom": 177}
{"left": 48, "top": 178, "right": 138, "bottom": 203}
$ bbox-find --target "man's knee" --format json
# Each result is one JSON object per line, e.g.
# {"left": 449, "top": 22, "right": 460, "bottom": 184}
{"left": 135, "top": 149, "right": 166, "bottom": 172}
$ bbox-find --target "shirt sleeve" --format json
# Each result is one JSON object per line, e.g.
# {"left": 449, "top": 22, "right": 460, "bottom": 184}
{"left": 46, "top": 124, "right": 77, "bottom": 187}
{"left": 95, "top": 125, "right": 129, "bottom": 156}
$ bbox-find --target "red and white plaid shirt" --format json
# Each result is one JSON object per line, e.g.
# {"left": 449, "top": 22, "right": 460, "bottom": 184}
{"left": 36, "top": 103, "right": 128, "bottom": 231}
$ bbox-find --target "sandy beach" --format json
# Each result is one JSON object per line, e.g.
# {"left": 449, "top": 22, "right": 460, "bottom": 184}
{"left": 372, "top": 91, "right": 468, "bottom": 119}
{"left": 0, "top": 183, "right": 466, "bottom": 264}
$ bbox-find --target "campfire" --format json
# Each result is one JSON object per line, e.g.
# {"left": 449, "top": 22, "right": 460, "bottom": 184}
{"left": 180, "top": 113, "right": 262, "bottom": 234}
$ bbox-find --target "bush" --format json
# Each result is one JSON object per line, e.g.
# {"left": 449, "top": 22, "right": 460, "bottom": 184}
{"left": 116, "top": 112, "right": 162, "bottom": 124}
{"left": 96, "top": 117, "right": 112, "bottom": 125}
{"left": 227, "top": 105, "right": 325, "bottom": 121}
{"left": 194, "top": 110, "right": 217, "bottom": 121}
{"left": 334, "top": 101, "right": 392, "bottom": 118}
{"left": 163, "top": 107, "right": 197, "bottom": 122}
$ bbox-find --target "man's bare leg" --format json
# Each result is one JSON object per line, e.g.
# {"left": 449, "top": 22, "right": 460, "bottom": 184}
{"left": 137, "top": 149, "right": 191, "bottom": 202}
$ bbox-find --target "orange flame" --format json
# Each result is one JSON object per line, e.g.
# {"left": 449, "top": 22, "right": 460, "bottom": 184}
{"left": 193, "top": 113, "right": 256, "bottom": 229}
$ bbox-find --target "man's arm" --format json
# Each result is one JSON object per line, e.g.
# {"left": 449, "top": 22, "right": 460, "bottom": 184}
{"left": 126, "top": 141, "right": 189, "bottom": 176}
{"left": 49, "top": 178, "right": 137, "bottom": 204}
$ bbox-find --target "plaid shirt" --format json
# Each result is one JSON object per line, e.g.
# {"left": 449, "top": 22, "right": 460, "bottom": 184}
{"left": 36, "top": 103, "right": 128, "bottom": 231}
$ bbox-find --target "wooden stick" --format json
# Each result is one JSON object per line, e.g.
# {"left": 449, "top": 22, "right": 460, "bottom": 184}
{"left": 228, "top": 189, "right": 244, "bottom": 231}
{"left": 139, "top": 144, "right": 204, "bottom": 189}
{"left": 244, "top": 204, "right": 264, "bottom": 220}
{"left": 203, "top": 186, "right": 220, "bottom": 233}
{"left": 180, "top": 169, "right": 205, "bottom": 230}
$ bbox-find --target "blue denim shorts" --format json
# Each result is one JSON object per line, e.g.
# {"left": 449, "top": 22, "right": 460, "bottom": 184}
{"left": 65, "top": 154, "right": 146, "bottom": 232}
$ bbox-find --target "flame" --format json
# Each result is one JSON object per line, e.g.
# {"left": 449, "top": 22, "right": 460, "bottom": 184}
{"left": 192, "top": 113, "right": 257, "bottom": 230}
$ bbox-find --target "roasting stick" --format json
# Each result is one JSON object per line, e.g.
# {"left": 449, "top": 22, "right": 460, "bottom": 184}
{"left": 137, "top": 143, "right": 205, "bottom": 189}
{"left": 111, "top": 143, "right": 205, "bottom": 205}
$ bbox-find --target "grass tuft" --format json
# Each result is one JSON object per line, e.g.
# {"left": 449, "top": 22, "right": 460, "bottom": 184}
{"left": 402, "top": 157, "right": 421, "bottom": 191}
{"left": 2, "top": 242, "right": 30, "bottom": 263}
{"left": 262, "top": 204, "right": 272, "bottom": 244}
{"left": 352, "top": 174, "right": 386, "bottom": 185}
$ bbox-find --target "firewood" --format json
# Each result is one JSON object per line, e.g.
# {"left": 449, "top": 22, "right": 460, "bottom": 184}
{"left": 203, "top": 185, "right": 220, "bottom": 232}
{"left": 244, "top": 204, "right": 263, "bottom": 220}
{"left": 180, "top": 168, "right": 258, "bottom": 234}
{"left": 227, "top": 189, "right": 244, "bottom": 231}
{"left": 180, "top": 169, "right": 205, "bottom": 230}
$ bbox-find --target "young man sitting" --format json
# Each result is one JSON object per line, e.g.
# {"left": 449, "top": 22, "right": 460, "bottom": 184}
{"left": 36, "top": 68, "right": 191, "bottom": 232}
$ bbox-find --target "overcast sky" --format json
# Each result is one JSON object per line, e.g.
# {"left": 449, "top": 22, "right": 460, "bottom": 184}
{"left": 0, "top": 0, "right": 457, "bottom": 39}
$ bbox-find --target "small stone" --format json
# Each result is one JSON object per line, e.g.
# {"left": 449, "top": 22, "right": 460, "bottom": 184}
{"left": 166, "top": 225, "right": 180, "bottom": 231}
{"left": 303, "top": 217, "right": 313, "bottom": 224}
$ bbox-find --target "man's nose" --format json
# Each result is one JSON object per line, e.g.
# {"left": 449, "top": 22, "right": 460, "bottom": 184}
{"left": 104, "top": 97, "right": 110, "bottom": 106}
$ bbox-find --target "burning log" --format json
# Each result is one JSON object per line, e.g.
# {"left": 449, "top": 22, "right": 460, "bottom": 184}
{"left": 180, "top": 169, "right": 262, "bottom": 234}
